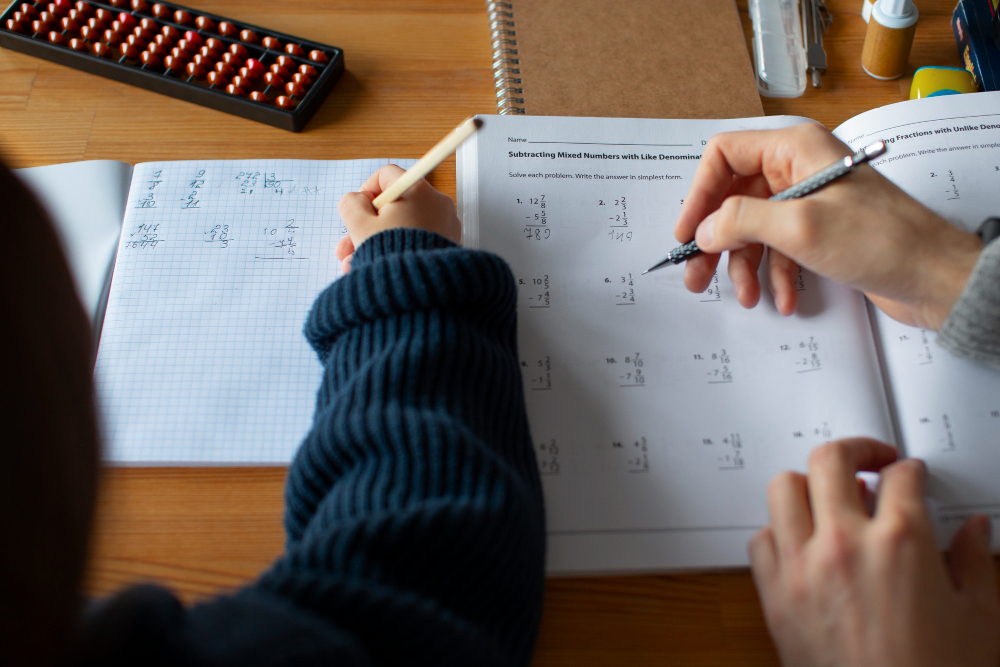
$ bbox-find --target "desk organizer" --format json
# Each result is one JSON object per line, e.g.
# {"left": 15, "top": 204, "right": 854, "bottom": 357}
{"left": 0, "top": 0, "right": 344, "bottom": 131}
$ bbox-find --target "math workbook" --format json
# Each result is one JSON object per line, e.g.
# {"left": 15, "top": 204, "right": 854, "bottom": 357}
{"left": 458, "top": 92, "right": 1000, "bottom": 573}
{"left": 20, "top": 158, "right": 415, "bottom": 465}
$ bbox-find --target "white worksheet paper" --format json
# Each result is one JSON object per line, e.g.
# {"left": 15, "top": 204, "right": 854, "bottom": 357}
{"left": 834, "top": 92, "right": 1000, "bottom": 549}
{"left": 459, "top": 115, "right": 895, "bottom": 572}
{"left": 95, "top": 158, "right": 415, "bottom": 464}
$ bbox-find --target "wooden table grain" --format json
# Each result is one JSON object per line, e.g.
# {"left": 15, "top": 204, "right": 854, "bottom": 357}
{"left": 1, "top": 1, "right": 996, "bottom": 664}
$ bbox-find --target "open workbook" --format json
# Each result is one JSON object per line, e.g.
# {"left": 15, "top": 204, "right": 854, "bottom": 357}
{"left": 20, "top": 93, "right": 1000, "bottom": 574}
{"left": 457, "top": 91, "right": 1000, "bottom": 573}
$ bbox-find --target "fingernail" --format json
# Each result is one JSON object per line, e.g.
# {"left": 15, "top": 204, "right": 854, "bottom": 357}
{"left": 695, "top": 213, "right": 716, "bottom": 249}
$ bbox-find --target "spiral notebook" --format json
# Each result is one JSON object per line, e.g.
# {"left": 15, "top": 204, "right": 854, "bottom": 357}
{"left": 488, "top": 0, "right": 764, "bottom": 118}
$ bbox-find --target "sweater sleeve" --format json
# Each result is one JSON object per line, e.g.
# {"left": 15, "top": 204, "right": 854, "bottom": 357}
{"left": 252, "top": 228, "right": 546, "bottom": 666}
{"left": 938, "top": 239, "right": 1000, "bottom": 370}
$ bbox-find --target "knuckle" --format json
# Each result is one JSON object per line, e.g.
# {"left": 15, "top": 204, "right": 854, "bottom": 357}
{"left": 814, "top": 525, "right": 858, "bottom": 580}
{"left": 877, "top": 514, "right": 918, "bottom": 554}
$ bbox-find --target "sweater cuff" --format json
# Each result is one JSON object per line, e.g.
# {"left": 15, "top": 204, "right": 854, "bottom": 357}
{"left": 352, "top": 229, "right": 457, "bottom": 266}
{"left": 938, "top": 240, "right": 1000, "bottom": 370}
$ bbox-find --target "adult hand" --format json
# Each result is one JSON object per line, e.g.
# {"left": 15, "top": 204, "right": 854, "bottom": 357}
{"left": 750, "top": 438, "right": 1000, "bottom": 667}
{"left": 336, "top": 164, "right": 462, "bottom": 273}
{"left": 674, "top": 123, "right": 983, "bottom": 329}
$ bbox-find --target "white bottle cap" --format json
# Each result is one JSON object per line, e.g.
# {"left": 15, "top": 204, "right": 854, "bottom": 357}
{"left": 871, "top": 0, "right": 918, "bottom": 27}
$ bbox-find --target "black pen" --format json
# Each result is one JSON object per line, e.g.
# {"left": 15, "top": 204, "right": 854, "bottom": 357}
{"left": 642, "top": 140, "right": 888, "bottom": 275}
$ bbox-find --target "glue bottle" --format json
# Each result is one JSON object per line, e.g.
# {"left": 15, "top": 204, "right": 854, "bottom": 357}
{"left": 861, "top": 0, "right": 919, "bottom": 80}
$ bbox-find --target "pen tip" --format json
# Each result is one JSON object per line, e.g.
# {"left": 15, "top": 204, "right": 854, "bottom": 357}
{"left": 641, "top": 269, "right": 649, "bottom": 275}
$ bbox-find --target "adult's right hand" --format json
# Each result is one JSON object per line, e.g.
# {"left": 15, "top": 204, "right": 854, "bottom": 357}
{"left": 674, "top": 123, "right": 983, "bottom": 329}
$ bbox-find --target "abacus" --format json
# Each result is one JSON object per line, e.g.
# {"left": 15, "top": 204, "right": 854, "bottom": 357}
{"left": 0, "top": 0, "right": 344, "bottom": 131}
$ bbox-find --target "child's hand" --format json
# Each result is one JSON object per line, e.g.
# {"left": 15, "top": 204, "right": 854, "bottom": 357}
{"left": 335, "top": 164, "right": 462, "bottom": 273}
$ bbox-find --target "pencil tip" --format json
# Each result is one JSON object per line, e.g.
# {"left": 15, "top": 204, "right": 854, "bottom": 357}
{"left": 641, "top": 269, "right": 649, "bottom": 275}
{"left": 473, "top": 117, "right": 484, "bottom": 129}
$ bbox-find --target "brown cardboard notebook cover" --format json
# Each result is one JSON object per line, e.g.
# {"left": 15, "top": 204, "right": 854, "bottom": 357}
{"left": 497, "top": 0, "right": 763, "bottom": 119}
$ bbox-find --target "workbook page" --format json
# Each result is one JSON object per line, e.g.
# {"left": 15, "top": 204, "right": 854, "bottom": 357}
{"left": 94, "top": 158, "right": 415, "bottom": 464}
{"left": 834, "top": 92, "right": 1000, "bottom": 549}
{"left": 459, "top": 115, "right": 894, "bottom": 573}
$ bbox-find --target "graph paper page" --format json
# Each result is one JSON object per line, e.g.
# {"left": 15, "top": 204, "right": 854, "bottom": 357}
{"left": 95, "top": 158, "right": 415, "bottom": 464}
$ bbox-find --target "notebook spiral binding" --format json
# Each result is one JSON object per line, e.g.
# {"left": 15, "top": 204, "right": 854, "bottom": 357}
{"left": 486, "top": 1, "right": 525, "bottom": 114}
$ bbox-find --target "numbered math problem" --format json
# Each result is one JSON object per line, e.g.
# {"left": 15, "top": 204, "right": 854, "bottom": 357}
{"left": 256, "top": 219, "right": 303, "bottom": 260}
{"left": 691, "top": 348, "right": 733, "bottom": 384}
{"left": 522, "top": 355, "right": 553, "bottom": 391}
{"left": 604, "top": 273, "right": 635, "bottom": 305}
{"left": 605, "top": 352, "right": 645, "bottom": 387}
{"left": 611, "top": 436, "right": 649, "bottom": 473}
{"left": 895, "top": 328, "right": 935, "bottom": 366}
{"left": 702, "top": 432, "right": 744, "bottom": 470}
{"left": 599, "top": 196, "right": 632, "bottom": 242}
{"left": 135, "top": 169, "right": 163, "bottom": 209}
{"left": 519, "top": 274, "right": 551, "bottom": 308}
{"left": 778, "top": 336, "right": 822, "bottom": 373}
{"left": 536, "top": 438, "right": 560, "bottom": 476}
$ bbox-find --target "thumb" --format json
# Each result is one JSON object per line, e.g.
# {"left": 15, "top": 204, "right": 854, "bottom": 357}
{"left": 694, "top": 195, "right": 807, "bottom": 256}
{"left": 947, "top": 515, "right": 995, "bottom": 594}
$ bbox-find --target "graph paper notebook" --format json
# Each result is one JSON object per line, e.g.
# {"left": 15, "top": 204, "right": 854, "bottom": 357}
{"left": 457, "top": 93, "right": 1000, "bottom": 572}
{"left": 19, "top": 158, "right": 415, "bottom": 465}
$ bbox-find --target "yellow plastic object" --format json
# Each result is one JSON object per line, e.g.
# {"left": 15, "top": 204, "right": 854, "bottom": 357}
{"left": 910, "top": 66, "right": 978, "bottom": 99}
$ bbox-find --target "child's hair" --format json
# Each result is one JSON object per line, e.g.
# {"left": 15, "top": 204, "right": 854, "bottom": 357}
{"left": 0, "top": 160, "right": 99, "bottom": 665}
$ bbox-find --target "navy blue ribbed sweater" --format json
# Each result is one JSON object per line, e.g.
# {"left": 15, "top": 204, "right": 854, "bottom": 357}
{"left": 77, "top": 229, "right": 546, "bottom": 666}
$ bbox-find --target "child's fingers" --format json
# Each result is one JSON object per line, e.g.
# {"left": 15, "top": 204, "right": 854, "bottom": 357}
{"left": 360, "top": 164, "right": 407, "bottom": 198}
{"left": 338, "top": 191, "right": 378, "bottom": 229}
{"left": 341, "top": 254, "right": 353, "bottom": 274}
{"left": 335, "top": 235, "right": 355, "bottom": 261}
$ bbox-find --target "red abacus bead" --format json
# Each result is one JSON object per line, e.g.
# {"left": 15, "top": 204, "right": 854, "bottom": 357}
{"left": 131, "top": 0, "right": 149, "bottom": 13}
{"left": 38, "top": 10, "right": 57, "bottom": 26}
{"left": 230, "top": 74, "right": 252, "bottom": 90}
{"left": 72, "top": 1, "right": 90, "bottom": 15}
{"left": 169, "top": 45, "right": 190, "bottom": 62}
{"left": 102, "top": 28, "right": 122, "bottom": 44}
{"left": 110, "top": 19, "right": 124, "bottom": 33}
{"left": 284, "top": 81, "right": 305, "bottom": 98}
{"left": 30, "top": 19, "right": 46, "bottom": 33}
{"left": 152, "top": 33, "right": 171, "bottom": 47}
{"left": 139, "top": 17, "right": 156, "bottom": 31}
{"left": 220, "top": 51, "right": 242, "bottom": 67}
{"left": 261, "top": 35, "right": 281, "bottom": 50}
{"left": 213, "top": 61, "right": 233, "bottom": 76}
{"left": 93, "top": 7, "right": 111, "bottom": 22}
{"left": 275, "top": 54, "right": 294, "bottom": 69}
{"left": 139, "top": 50, "right": 160, "bottom": 67}
{"left": 163, "top": 54, "right": 187, "bottom": 72}
{"left": 194, "top": 15, "right": 215, "bottom": 32}
{"left": 13, "top": 10, "right": 28, "bottom": 23}
{"left": 173, "top": 9, "right": 192, "bottom": 25}
{"left": 182, "top": 29, "right": 200, "bottom": 44}
{"left": 291, "top": 72, "right": 312, "bottom": 88}
{"left": 225, "top": 83, "right": 245, "bottom": 96}
{"left": 59, "top": 16, "right": 78, "bottom": 31}
{"left": 47, "top": 29, "right": 67, "bottom": 44}
{"left": 20, "top": 3, "right": 39, "bottom": 18}
{"left": 78, "top": 24, "right": 98, "bottom": 40}
{"left": 69, "top": 37, "right": 88, "bottom": 50}
{"left": 185, "top": 61, "right": 205, "bottom": 78}
{"left": 119, "top": 42, "right": 139, "bottom": 59}
{"left": 238, "top": 28, "right": 257, "bottom": 44}
{"left": 204, "top": 36, "right": 223, "bottom": 52}
{"left": 117, "top": 12, "right": 136, "bottom": 29}
{"left": 67, "top": 8, "right": 85, "bottom": 22}
{"left": 263, "top": 71, "right": 284, "bottom": 87}
{"left": 49, "top": 0, "right": 70, "bottom": 16}
{"left": 298, "top": 64, "right": 317, "bottom": 78}
{"left": 249, "top": 91, "right": 268, "bottom": 102}
{"left": 269, "top": 64, "right": 289, "bottom": 77}
{"left": 275, "top": 95, "right": 295, "bottom": 109}
{"left": 127, "top": 32, "right": 146, "bottom": 47}
{"left": 284, "top": 43, "right": 304, "bottom": 57}
{"left": 245, "top": 57, "right": 264, "bottom": 75}
{"left": 176, "top": 37, "right": 196, "bottom": 53}
{"left": 197, "top": 45, "right": 216, "bottom": 59}
{"left": 151, "top": 3, "right": 169, "bottom": 18}
{"left": 228, "top": 43, "right": 247, "bottom": 57}
{"left": 308, "top": 50, "right": 328, "bottom": 64}
{"left": 206, "top": 70, "right": 226, "bottom": 86}
{"left": 217, "top": 20, "right": 236, "bottom": 37}
{"left": 85, "top": 16, "right": 104, "bottom": 30}
{"left": 132, "top": 26, "right": 152, "bottom": 40}
{"left": 192, "top": 52, "right": 213, "bottom": 67}
{"left": 160, "top": 25, "right": 179, "bottom": 41}
{"left": 146, "top": 40, "right": 166, "bottom": 56}
{"left": 6, "top": 19, "right": 27, "bottom": 33}
{"left": 109, "top": 0, "right": 128, "bottom": 7}
{"left": 91, "top": 41, "right": 112, "bottom": 57}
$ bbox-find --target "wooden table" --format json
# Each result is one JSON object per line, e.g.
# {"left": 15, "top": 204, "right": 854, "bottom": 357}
{"left": 0, "top": 0, "right": 993, "bottom": 664}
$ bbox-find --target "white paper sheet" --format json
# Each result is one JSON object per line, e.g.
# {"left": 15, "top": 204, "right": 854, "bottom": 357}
{"left": 16, "top": 160, "right": 133, "bottom": 322}
{"left": 834, "top": 92, "right": 1000, "bottom": 549}
{"left": 94, "top": 158, "right": 415, "bottom": 464}
{"left": 459, "top": 115, "right": 895, "bottom": 572}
